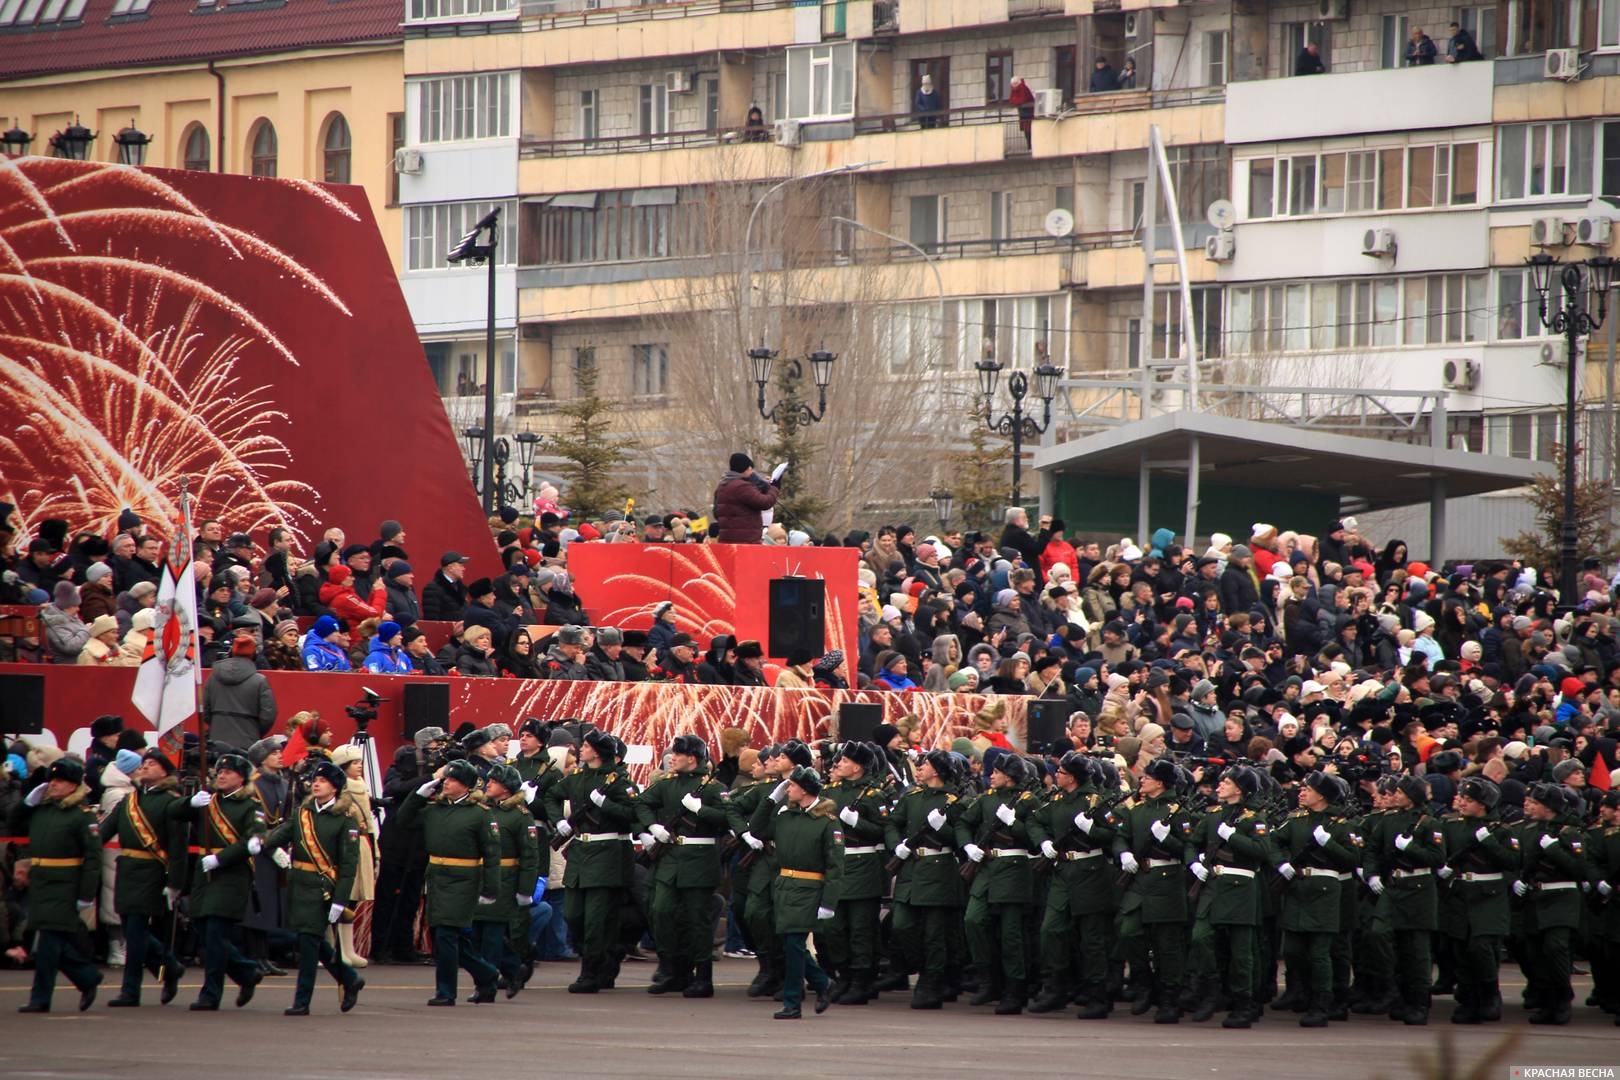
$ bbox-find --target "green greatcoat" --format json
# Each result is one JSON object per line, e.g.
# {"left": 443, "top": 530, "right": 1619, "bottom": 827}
{"left": 543, "top": 763, "right": 639, "bottom": 889}
{"left": 1362, "top": 806, "right": 1445, "bottom": 931}
{"left": 188, "top": 786, "right": 268, "bottom": 921}
{"left": 514, "top": 752, "right": 564, "bottom": 822}
{"left": 1520, "top": 815, "right": 1592, "bottom": 930}
{"left": 1270, "top": 807, "right": 1359, "bottom": 933}
{"left": 99, "top": 775, "right": 189, "bottom": 917}
{"left": 1438, "top": 813, "right": 1519, "bottom": 939}
{"left": 264, "top": 793, "right": 361, "bottom": 936}
{"left": 954, "top": 787, "right": 1036, "bottom": 904}
{"left": 726, "top": 779, "right": 782, "bottom": 901}
{"left": 477, "top": 792, "right": 542, "bottom": 924}
{"left": 394, "top": 789, "right": 501, "bottom": 928}
{"left": 820, "top": 777, "right": 890, "bottom": 900}
{"left": 634, "top": 770, "right": 731, "bottom": 888}
{"left": 1027, "top": 784, "right": 1122, "bottom": 915}
{"left": 1198, "top": 802, "right": 1275, "bottom": 926}
{"left": 20, "top": 783, "right": 100, "bottom": 931}
{"left": 753, "top": 797, "right": 844, "bottom": 934}
{"left": 1118, "top": 792, "right": 1193, "bottom": 924}
{"left": 883, "top": 785, "right": 964, "bottom": 907}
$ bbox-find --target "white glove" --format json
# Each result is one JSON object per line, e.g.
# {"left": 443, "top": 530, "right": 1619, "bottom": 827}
{"left": 328, "top": 902, "right": 346, "bottom": 923}
{"left": 1119, "top": 851, "right": 1139, "bottom": 874}
{"left": 1437, "top": 866, "right": 1454, "bottom": 880}
{"left": 742, "top": 831, "right": 763, "bottom": 851}
{"left": 1149, "top": 819, "right": 1171, "bottom": 843}
{"left": 23, "top": 784, "right": 45, "bottom": 807}
{"left": 1598, "top": 881, "right": 1612, "bottom": 897}
{"left": 995, "top": 802, "right": 1016, "bottom": 825}
{"left": 1312, "top": 825, "right": 1332, "bottom": 847}
{"left": 416, "top": 779, "right": 440, "bottom": 797}
{"left": 556, "top": 820, "right": 574, "bottom": 838}
{"left": 1512, "top": 880, "right": 1529, "bottom": 897}
{"left": 516, "top": 893, "right": 533, "bottom": 907}
{"left": 768, "top": 780, "right": 790, "bottom": 804}
{"left": 839, "top": 806, "right": 859, "bottom": 827}
{"left": 1074, "top": 812, "right": 1094, "bottom": 834}
{"left": 1474, "top": 826, "right": 1491, "bottom": 844}
{"left": 893, "top": 841, "right": 911, "bottom": 861}
{"left": 590, "top": 788, "right": 608, "bottom": 807}
{"left": 1394, "top": 833, "right": 1412, "bottom": 851}
{"left": 1216, "top": 821, "right": 1235, "bottom": 841}
{"left": 649, "top": 824, "right": 672, "bottom": 844}
{"left": 1190, "top": 861, "right": 1209, "bottom": 882}
{"left": 520, "top": 781, "right": 538, "bottom": 802}
{"left": 963, "top": 843, "right": 985, "bottom": 863}
{"left": 1041, "top": 840, "right": 1058, "bottom": 860}
{"left": 247, "top": 836, "right": 264, "bottom": 856}
{"left": 680, "top": 792, "right": 702, "bottom": 814}
{"left": 164, "top": 887, "right": 181, "bottom": 908}
{"left": 201, "top": 854, "right": 220, "bottom": 873}
{"left": 1367, "top": 875, "right": 1384, "bottom": 895}
{"left": 1277, "top": 862, "right": 1296, "bottom": 880}
{"left": 926, "top": 808, "right": 947, "bottom": 831}
{"left": 1539, "top": 834, "right": 1557, "bottom": 850}
{"left": 816, "top": 906, "right": 835, "bottom": 921}
{"left": 190, "top": 791, "right": 213, "bottom": 808}
{"left": 272, "top": 848, "right": 292, "bottom": 869}
{"left": 76, "top": 898, "right": 95, "bottom": 911}
{"left": 477, "top": 895, "right": 496, "bottom": 906}
{"left": 637, "top": 833, "right": 655, "bottom": 848}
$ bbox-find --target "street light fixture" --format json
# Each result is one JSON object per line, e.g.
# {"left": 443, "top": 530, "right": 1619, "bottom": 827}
{"left": 752, "top": 347, "right": 834, "bottom": 424}
{"left": 49, "top": 117, "right": 95, "bottom": 160}
{"left": 930, "top": 489, "right": 954, "bottom": 530}
{"left": 978, "top": 357, "right": 1061, "bottom": 508}
{"left": 513, "top": 427, "right": 540, "bottom": 507}
{"left": 1526, "top": 252, "right": 1615, "bottom": 609}
{"left": 447, "top": 206, "right": 502, "bottom": 514}
{"left": 462, "top": 425, "right": 485, "bottom": 493}
{"left": 1, "top": 127, "right": 33, "bottom": 157}
{"left": 113, "top": 120, "right": 150, "bottom": 166}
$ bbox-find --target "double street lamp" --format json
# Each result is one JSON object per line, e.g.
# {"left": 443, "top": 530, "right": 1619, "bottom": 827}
{"left": 1525, "top": 251, "right": 1616, "bottom": 609}
{"left": 463, "top": 423, "right": 541, "bottom": 510}
{"left": 976, "top": 357, "right": 1062, "bottom": 508}
{"left": 749, "top": 346, "right": 835, "bottom": 424}
{"left": 447, "top": 206, "right": 503, "bottom": 514}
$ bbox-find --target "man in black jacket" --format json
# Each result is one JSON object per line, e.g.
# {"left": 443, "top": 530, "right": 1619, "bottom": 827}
{"left": 421, "top": 552, "right": 469, "bottom": 620}
{"left": 997, "top": 507, "right": 1039, "bottom": 568}
{"left": 1220, "top": 544, "right": 1261, "bottom": 616}
{"left": 403, "top": 627, "right": 446, "bottom": 674}
{"left": 383, "top": 562, "right": 421, "bottom": 627}
{"left": 585, "top": 627, "right": 627, "bottom": 681}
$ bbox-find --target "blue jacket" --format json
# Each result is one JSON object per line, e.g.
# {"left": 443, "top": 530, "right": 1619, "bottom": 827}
{"left": 364, "top": 640, "right": 412, "bottom": 675}
{"left": 301, "top": 636, "right": 352, "bottom": 672}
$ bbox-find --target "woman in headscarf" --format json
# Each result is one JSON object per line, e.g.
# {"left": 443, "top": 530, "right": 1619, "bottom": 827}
{"left": 922, "top": 633, "right": 963, "bottom": 692}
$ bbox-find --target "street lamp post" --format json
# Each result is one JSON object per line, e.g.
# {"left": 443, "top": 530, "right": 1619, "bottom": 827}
{"left": 976, "top": 357, "right": 1062, "bottom": 508}
{"left": 739, "top": 160, "right": 879, "bottom": 332}
{"left": 749, "top": 346, "right": 835, "bottom": 424}
{"left": 447, "top": 207, "right": 503, "bottom": 514}
{"left": 113, "top": 120, "right": 150, "bottom": 166}
{"left": 1527, "top": 251, "right": 1616, "bottom": 608}
{"left": 462, "top": 426, "right": 485, "bottom": 495}
{"left": 49, "top": 117, "right": 95, "bottom": 160}
{"left": 1, "top": 127, "right": 33, "bottom": 157}
{"left": 513, "top": 427, "right": 540, "bottom": 508}
{"left": 930, "top": 489, "right": 954, "bottom": 532}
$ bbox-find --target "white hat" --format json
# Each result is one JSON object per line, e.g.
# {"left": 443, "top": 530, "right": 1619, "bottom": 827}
{"left": 1301, "top": 680, "right": 1326, "bottom": 695}
{"left": 1119, "top": 543, "right": 1143, "bottom": 561}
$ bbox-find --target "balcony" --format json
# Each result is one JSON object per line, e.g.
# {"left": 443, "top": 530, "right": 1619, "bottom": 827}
{"left": 1226, "top": 62, "right": 1494, "bottom": 144}
{"left": 1031, "top": 86, "right": 1224, "bottom": 158}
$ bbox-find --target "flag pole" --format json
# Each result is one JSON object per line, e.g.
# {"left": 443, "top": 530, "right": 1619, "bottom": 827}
{"left": 181, "top": 476, "right": 207, "bottom": 785}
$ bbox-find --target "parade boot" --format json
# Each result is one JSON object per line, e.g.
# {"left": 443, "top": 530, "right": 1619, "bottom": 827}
{"left": 874, "top": 969, "right": 910, "bottom": 994}
{"left": 1327, "top": 992, "right": 1350, "bottom": 1022}
{"left": 1299, "top": 992, "right": 1332, "bottom": 1028}
{"left": 568, "top": 957, "right": 599, "bottom": 994}
{"left": 1028, "top": 978, "right": 1070, "bottom": 1014}
{"left": 1528, "top": 1001, "right": 1572, "bottom": 1025}
{"left": 826, "top": 967, "right": 849, "bottom": 1005}
{"left": 910, "top": 973, "right": 944, "bottom": 1010}
{"left": 1449, "top": 985, "right": 1480, "bottom": 1024}
{"left": 1106, "top": 962, "right": 1127, "bottom": 1002}
{"left": 968, "top": 968, "right": 1003, "bottom": 1006}
{"left": 599, "top": 953, "right": 622, "bottom": 990}
{"left": 762, "top": 956, "right": 785, "bottom": 1000}
{"left": 646, "top": 957, "right": 681, "bottom": 995}
{"left": 1129, "top": 984, "right": 1154, "bottom": 1015}
{"left": 682, "top": 962, "right": 715, "bottom": 999}
{"left": 1401, "top": 990, "right": 1430, "bottom": 1026}
{"left": 466, "top": 983, "right": 497, "bottom": 1004}
{"left": 995, "top": 979, "right": 1027, "bottom": 1015}
{"left": 1221, "top": 995, "right": 1255, "bottom": 1029}
{"left": 1478, "top": 983, "right": 1503, "bottom": 1022}
{"left": 836, "top": 970, "right": 874, "bottom": 1005}
{"left": 1154, "top": 993, "right": 1183, "bottom": 1024}
{"left": 1273, "top": 983, "right": 1308, "bottom": 1013}
{"left": 1353, "top": 983, "right": 1397, "bottom": 1015}
{"left": 745, "top": 954, "right": 772, "bottom": 997}
{"left": 941, "top": 968, "right": 963, "bottom": 1003}
{"left": 1189, "top": 980, "right": 1219, "bottom": 1023}
{"left": 1076, "top": 993, "right": 1111, "bottom": 1020}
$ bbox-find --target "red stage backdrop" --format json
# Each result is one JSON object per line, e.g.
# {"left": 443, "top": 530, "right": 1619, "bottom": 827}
{"left": 0, "top": 158, "right": 496, "bottom": 569}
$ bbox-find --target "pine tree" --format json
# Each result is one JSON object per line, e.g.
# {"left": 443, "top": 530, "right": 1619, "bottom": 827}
{"left": 1501, "top": 440, "right": 1619, "bottom": 587}
{"left": 546, "top": 361, "right": 637, "bottom": 522}
{"left": 950, "top": 400, "right": 1011, "bottom": 534}
{"left": 759, "top": 361, "right": 830, "bottom": 532}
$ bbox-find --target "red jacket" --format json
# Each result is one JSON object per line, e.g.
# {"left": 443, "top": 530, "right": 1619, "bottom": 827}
{"left": 712, "top": 472, "right": 778, "bottom": 544}
{"left": 1038, "top": 535, "right": 1078, "bottom": 582}
{"left": 318, "top": 570, "right": 387, "bottom": 624}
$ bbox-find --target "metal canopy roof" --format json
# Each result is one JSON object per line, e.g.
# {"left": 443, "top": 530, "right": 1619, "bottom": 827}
{"left": 1033, "top": 410, "right": 1551, "bottom": 511}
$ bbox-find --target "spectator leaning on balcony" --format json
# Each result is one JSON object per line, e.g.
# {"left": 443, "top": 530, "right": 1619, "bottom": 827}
{"left": 1117, "top": 58, "right": 1137, "bottom": 90}
{"left": 1446, "top": 21, "right": 1484, "bottom": 61}
{"left": 1295, "top": 41, "right": 1326, "bottom": 75}
{"left": 1406, "top": 26, "right": 1438, "bottom": 65}
{"left": 744, "top": 104, "right": 769, "bottom": 142}
{"left": 1008, "top": 76, "right": 1036, "bottom": 145}
{"left": 1088, "top": 56, "right": 1118, "bottom": 93}
{"left": 915, "top": 74, "right": 943, "bottom": 128}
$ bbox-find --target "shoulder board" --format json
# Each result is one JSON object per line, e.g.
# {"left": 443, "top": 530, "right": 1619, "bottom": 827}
{"left": 946, "top": 794, "right": 957, "bottom": 804}
{"left": 1241, "top": 809, "right": 1256, "bottom": 819}
{"left": 605, "top": 772, "right": 618, "bottom": 784}
{"left": 865, "top": 787, "right": 881, "bottom": 799}
{"left": 1289, "top": 810, "right": 1308, "bottom": 819}
{"left": 1167, "top": 802, "right": 1180, "bottom": 814}
{"left": 899, "top": 788, "right": 921, "bottom": 799}
{"left": 1019, "top": 791, "right": 1034, "bottom": 802}
{"left": 1086, "top": 793, "right": 1099, "bottom": 809}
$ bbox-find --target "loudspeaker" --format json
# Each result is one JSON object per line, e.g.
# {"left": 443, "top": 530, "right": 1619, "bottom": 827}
{"left": 1025, "top": 699, "right": 1071, "bottom": 752}
{"left": 767, "top": 577, "right": 825, "bottom": 659}
{"left": 401, "top": 682, "right": 450, "bottom": 741}
{"left": 835, "top": 702, "right": 883, "bottom": 744}
{"left": 0, "top": 672, "right": 45, "bottom": 735}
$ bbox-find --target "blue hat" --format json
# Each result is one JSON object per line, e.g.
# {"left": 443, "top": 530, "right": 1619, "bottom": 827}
{"left": 385, "top": 561, "right": 413, "bottom": 579}
{"left": 114, "top": 748, "right": 143, "bottom": 775}
{"left": 378, "top": 620, "right": 402, "bottom": 643}
{"left": 312, "top": 614, "right": 340, "bottom": 639}
{"left": 4, "top": 753, "right": 25, "bottom": 777}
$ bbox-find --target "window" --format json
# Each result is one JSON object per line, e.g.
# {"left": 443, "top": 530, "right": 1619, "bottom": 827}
{"left": 959, "top": 295, "right": 1057, "bottom": 367}
{"left": 1288, "top": 154, "right": 1317, "bottom": 215}
{"left": 1054, "top": 185, "right": 1074, "bottom": 215}
{"left": 703, "top": 77, "right": 720, "bottom": 133}
{"left": 1166, "top": 144, "right": 1228, "bottom": 224}
{"left": 989, "top": 191, "right": 1014, "bottom": 245}
{"left": 910, "top": 57, "right": 951, "bottom": 116}
{"left": 1128, "top": 181, "right": 1144, "bottom": 232}
{"left": 407, "top": 0, "right": 514, "bottom": 19}
{"left": 985, "top": 49, "right": 1013, "bottom": 103}
{"left": 248, "top": 120, "right": 277, "bottom": 178}
{"left": 768, "top": 72, "right": 787, "bottom": 122}
{"left": 321, "top": 113, "right": 351, "bottom": 184}
{"left": 909, "top": 194, "right": 948, "bottom": 252}
{"left": 406, "top": 199, "right": 519, "bottom": 270}
{"left": 1380, "top": 15, "right": 1409, "bottom": 69}
{"left": 1249, "top": 158, "right": 1277, "bottom": 219}
{"left": 1605, "top": 0, "right": 1620, "bottom": 49}
{"left": 1152, "top": 288, "right": 1224, "bottom": 362}
{"left": 639, "top": 84, "right": 670, "bottom": 137}
{"left": 1494, "top": 267, "right": 1559, "bottom": 340}
{"left": 414, "top": 73, "right": 514, "bottom": 143}
{"left": 1053, "top": 45, "right": 1077, "bottom": 104}
{"left": 530, "top": 189, "right": 686, "bottom": 266}
{"left": 1604, "top": 121, "right": 1620, "bottom": 196}
{"left": 107, "top": 0, "right": 150, "bottom": 13}
{"left": 0, "top": 0, "right": 84, "bottom": 25}
{"left": 1283, "top": 21, "right": 1332, "bottom": 71}
{"left": 631, "top": 344, "right": 668, "bottom": 397}
{"left": 1346, "top": 150, "right": 1377, "bottom": 211}
{"left": 388, "top": 113, "right": 405, "bottom": 205}
{"left": 1243, "top": 140, "right": 1482, "bottom": 218}
{"left": 786, "top": 42, "right": 855, "bottom": 120}
{"left": 1205, "top": 30, "right": 1228, "bottom": 86}
{"left": 580, "top": 89, "right": 598, "bottom": 145}
{"left": 1225, "top": 273, "right": 1486, "bottom": 354}
{"left": 1497, "top": 121, "right": 1593, "bottom": 199}
{"left": 181, "top": 124, "right": 210, "bottom": 172}
{"left": 1457, "top": 6, "right": 1496, "bottom": 54}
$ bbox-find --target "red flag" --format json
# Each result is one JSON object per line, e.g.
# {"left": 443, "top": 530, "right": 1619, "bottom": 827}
{"left": 1589, "top": 752, "right": 1612, "bottom": 792}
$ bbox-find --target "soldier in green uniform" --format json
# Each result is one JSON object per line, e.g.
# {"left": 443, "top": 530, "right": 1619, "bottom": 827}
{"left": 394, "top": 758, "right": 502, "bottom": 1006}
{"left": 818, "top": 741, "right": 890, "bottom": 1005}
{"left": 513, "top": 718, "right": 565, "bottom": 814}
{"left": 262, "top": 760, "right": 366, "bottom": 1016}
{"left": 1116, "top": 757, "right": 1192, "bottom": 1023}
{"left": 185, "top": 753, "right": 268, "bottom": 1010}
{"left": 955, "top": 752, "right": 1037, "bottom": 1014}
{"left": 1516, "top": 782, "right": 1592, "bottom": 1025}
{"left": 1350, "top": 775, "right": 1398, "bottom": 1015}
{"left": 1269, "top": 770, "right": 1360, "bottom": 1027}
{"left": 544, "top": 729, "right": 639, "bottom": 994}
{"left": 752, "top": 765, "right": 843, "bottom": 1020}
{"left": 101, "top": 749, "right": 188, "bottom": 1007}
{"left": 635, "top": 733, "right": 731, "bottom": 998}
{"left": 474, "top": 763, "right": 542, "bottom": 998}
{"left": 729, "top": 743, "right": 789, "bottom": 999}
{"left": 1437, "top": 775, "right": 1519, "bottom": 1024}
{"left": 884, "top": 748, "right": 965, "bottom": 1010}
{"left": 1189, "top": 765, "right": 1274, "bottom": 1029}
{"left": 13, "top": 758, "right": 101, "bottom": 1014}
{"left": 1587, "top": 790, "right": 1619, "bottom": 1020}
{"left": 1027, "top": 752, "right": 1121, "bottom": 1017}
{"left": 1363, "top": 773, "right": 1445, "bottom": 1025}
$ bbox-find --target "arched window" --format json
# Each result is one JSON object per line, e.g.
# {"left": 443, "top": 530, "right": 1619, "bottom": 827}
{"left": 248, "top": 119, "right": 277, "bottom": 178}
{"left": 181, "top": 124, "right": 210, "bottom": 171}
{"left": 321, "top": 112, "right": 351, "bottom": 184}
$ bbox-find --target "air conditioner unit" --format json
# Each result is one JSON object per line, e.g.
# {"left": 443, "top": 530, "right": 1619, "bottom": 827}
{"left": 1577, "top": 215, "right": 1613, "bottom": 245}
{"left": 1361, "top": 227, "right": 1396, "bottom": 257}
{"left": 1530, "top": 215, "right": 1569, "bottom": 247}
{"left": 1123, "top": 12, "right": 1140, "bottom": 37}
{"left": 1544, "top": 48, "right": 1580, "bottom": 80}
{"left": 393, "top": 148, "right": 423, "bottom": 175}
{"left": 1205, "top": 232, "right": 1235, "bottom": 262}
{"left": 1316, "top": 0, "right": 1349, "bottom": 18}
{"left": 774, "top": 119, "right": 802, "bottom": 147}
{"left": 1035, "top": 88, "right": 1065, "bottom": 118}
{"left": 665, "top": 70, "right": 692, "bottom": 94}
{"left": 1442, "top": 358, "right": 1479, "bottom": 391}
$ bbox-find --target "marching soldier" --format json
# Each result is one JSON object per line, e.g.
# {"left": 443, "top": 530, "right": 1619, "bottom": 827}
{"left": 101, "top": 749, "right": 188, "bottom": 1007}
{"left": 1587, "top": 791, "right": 1619, "bottom": 1020}
{"left": 395, "top": 758, "right": 502, "bottom": 1006}
{"left": 1189, "top": 766, "right": 1274, "bottom": 1029}
{"left": 1437, "top": 775, "right": 1518, "bottom": 1023}
{"left": 1363, "top": 774, "right": 1445, "bottom": 1025}
{"left": 884, "top": 749, "right": 965, "bottom": 1010}
{"left": 1350, "top": 776, "right": 1398, "bottom": 1016}
{"left": 13, "top": 758, "right": 101, "bottom": 1013}
{"left": 1268, "top": 770, "right": 1359, "bottom": 1027}
{"left": 956, "top": 752, "right": 1038, "bottom": 1014}
{"left": 262, "top": 759, "right": 366, "bottom": 1016}
{"left": 1027, "top": 752, "right": 1120, "bottom": 1017}
{"left": 1516, "top": 782, "right": 1591, "bottom": 1025}
{"left": 513, "top": 718, "right": 564, "bottom": 818}
{"left": 544, "top": 729, "right": 638, "bottom": 994}
{"left": 1116, "top": 757, "right": 1191, "bottom": 1023}
{"left": 185, "top": 753, "right": 268, "bottom": 1010}
{"left": 635, "top": 733, "right": 730, "bottom": 998}
{"left": 728, "top": 743, "right": 788, "bottom": 999}
{"left": 475, "top": 763, "right": 542, "bottom": 999}
{"left": 752, "top": 764, "right": 844, "bottom": 1019}
{"left": 819, "top": 741, "right": 890, "bottom": 1005}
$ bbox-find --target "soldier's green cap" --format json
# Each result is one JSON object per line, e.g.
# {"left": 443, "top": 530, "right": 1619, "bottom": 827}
{"left": 787, "top": 765, "right": 822, "bottom": 797}
{"left": 486, "top": 763, "right": 522, "bottom": 794}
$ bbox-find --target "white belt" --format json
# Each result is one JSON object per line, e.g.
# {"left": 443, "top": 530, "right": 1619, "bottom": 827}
{"left": 915, "top": 847, "right": 951, "bottom": 858}
{"left": 577, "top": 832, "right": 629, "bottom": 843}
{"left": 843, "top": 845, "right": 882, "bottom": 855}
{"left": 1535, "top": 881, "right": 1578, "bottom": 891}
{"left": 1459, "top": 872, "right": 1502, "bottom": 882}
{"left": 1212, "top": 866, "right": 1255, "bottom": 878}
{"left": 1063, "top": 850, "right": 1104, "bottom": 861}
{"left": 989, "top": 849, "right": 1030, "bottom": 859}
{"left": 673, "top": 836, "right": 717, "bottom": 846}
{"left": 1300, "top": 867, "right": 1346, "bottom": 879}
{"left": 1391, "top": 868, "right": 1431, "bottom": 879}
{"left": 1146, "top": 858, "right": 1179, "bottom": 869}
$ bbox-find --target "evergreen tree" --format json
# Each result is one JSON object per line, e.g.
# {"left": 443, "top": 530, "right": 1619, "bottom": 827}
{"left": 950, "top": 400, "right": 1011, "bottom": 534}
{"left": 547, "top": 360, "right": 637, "bottom": 521}
{"left": 759, "top": 361, "right": 830, "bottom": 532}
{"left": 1501, "top": 440, "right": 1620, "bottom": 588}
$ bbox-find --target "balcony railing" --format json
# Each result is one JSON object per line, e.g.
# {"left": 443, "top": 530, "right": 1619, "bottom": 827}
{"left": 520, "top": 0, "right": 791, "bottom": 26}
{"left": 1007, "top": 0, "right": 1063, "bottom": 16}
{"left": 844, "top": 229, "right": 1137, "bottom": 265}
{"left": 521, "top": 126, "right": 759, "bottom": 158}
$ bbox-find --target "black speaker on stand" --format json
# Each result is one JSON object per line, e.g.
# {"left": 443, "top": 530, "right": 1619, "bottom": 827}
{"left": 0, "top": 672, "right": 44, "bottom": 735}
{"left": 834, "top": 702, "right": 883, "bottom": 744}
{"left": 401, "top": 682, "right": 450, "bottom": 742}
{"left": 768, "top": 577, "right": 826, "bottom": 658}
{"left": 1025, "top": 699, "right": 1071, "bottom": 753}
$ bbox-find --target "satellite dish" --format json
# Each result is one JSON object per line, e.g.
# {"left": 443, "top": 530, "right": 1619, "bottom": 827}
{"left": 1206, "top": 198, "right": 1236, "bottom": 230}
{"left": 1044, "top": 208, "right": 1075, "bottom": 238}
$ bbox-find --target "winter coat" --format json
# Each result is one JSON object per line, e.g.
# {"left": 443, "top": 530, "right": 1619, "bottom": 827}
{"left": 998, "top": 522, "right": 1039, "bottom": 567}
{"left": 202, "top": 656, "right": 277, "bottom": 753}
{"left": 364, "top": 639, "right": 413, "bottom": 675}
{"left": 542, "top": 589, "right": 587, "bottom": 626}
{"left": 421, "top": 571, "right": 468, "bottom": 620}
{"left": 344, "top": 777, "right": 379, "bottom": 903}
{"left": 318, "top": 577, "right": 387, "bottom": 624}
{"left": 455, "top": 642, "right": 498, "bottom": 677}
{"left": 96, "top": 765, "right": 135, "bottom": 924}
{"left": 987, "top": 602, "right": 1032, "bottom": 640}
{"left": 712, "top": 470, "right": 778, "bottom": 543}
{"left": 78, "top": 580, "right": 116, "bottom": 623}
{"left": 384, "top": 579, "right": 421, "bottom": 627}
{"left": 40, "top": 603, "right": 91, "bottom": 663}
{"left": 1219, "top": 564, "right": 1260, "bottom": 615}
{"left": 292, "top": 562, "right": 328, "bottom": 617}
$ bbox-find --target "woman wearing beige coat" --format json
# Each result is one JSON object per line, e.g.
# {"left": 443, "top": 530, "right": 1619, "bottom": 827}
{"left": 331, "top": 743, "right": 378, "bottom": 967}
